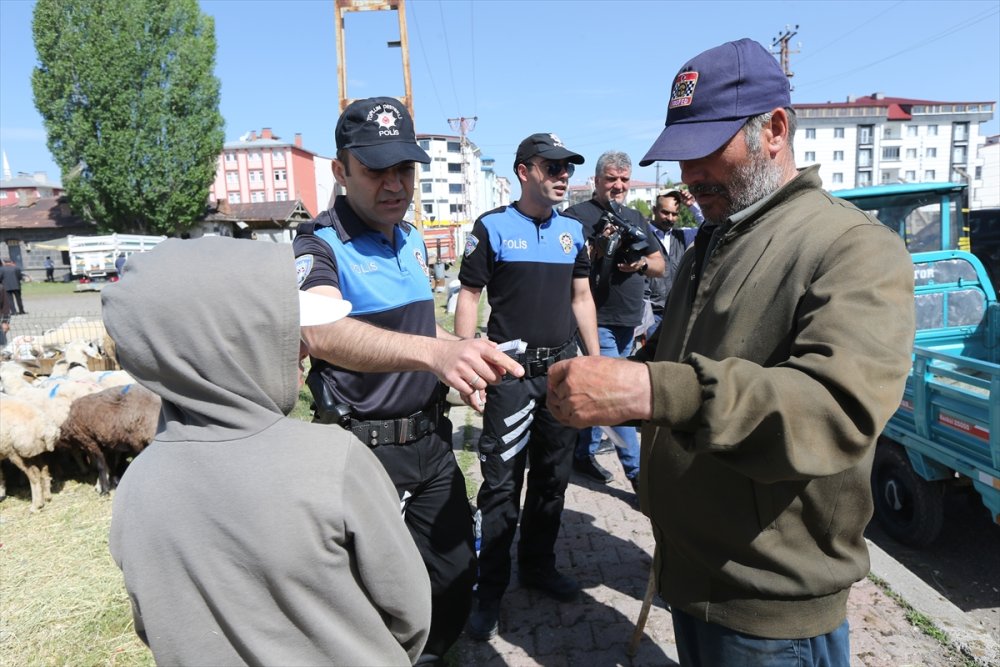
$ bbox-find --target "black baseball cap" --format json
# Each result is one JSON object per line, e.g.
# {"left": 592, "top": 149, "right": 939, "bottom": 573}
{"left": 335, "top": 97, "right": 430, "bottom": 169}
{"left": 640, "top": 38, "right": 791, "bottom": 164}
{"left": 513, "top": 133, "right": 585, "bottom": 171}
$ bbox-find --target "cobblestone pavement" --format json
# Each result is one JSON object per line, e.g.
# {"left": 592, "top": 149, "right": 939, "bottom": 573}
{"left": 449, "top": 405, "right": 978, "bottom": 667}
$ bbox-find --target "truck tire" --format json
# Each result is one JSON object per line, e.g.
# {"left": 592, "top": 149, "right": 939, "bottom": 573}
{"left": 871, "top": 440, "right": 945, "bottom": 547}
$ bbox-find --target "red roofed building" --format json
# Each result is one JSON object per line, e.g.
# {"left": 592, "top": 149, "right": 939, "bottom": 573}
{"left": 791, "top": 93, "right": 995, "bottom": 196}
{"left": 207, "top": 128, "right": 334, "bottom": 219}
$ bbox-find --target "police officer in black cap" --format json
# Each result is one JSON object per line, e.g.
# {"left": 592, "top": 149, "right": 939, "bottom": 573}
{"left": 454, "top": 132, "right": 599, "bottom": 641}
{"left": 295, "top": 96, "right": 523, "bottom": 664}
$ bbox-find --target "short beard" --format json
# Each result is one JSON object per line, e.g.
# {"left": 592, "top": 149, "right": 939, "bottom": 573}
{"left": 725, "top": 148, "right": 784, "bottom": 219}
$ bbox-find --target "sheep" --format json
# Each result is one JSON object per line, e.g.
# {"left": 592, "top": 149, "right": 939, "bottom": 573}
{"left": 55, "top": 383, "right": 161, "bottom": 495}
{"left": 50, "top": 341, "right": 132, "bottom": 388}
{"left": 0, "top": 394, "right": 59, "bottom": 511}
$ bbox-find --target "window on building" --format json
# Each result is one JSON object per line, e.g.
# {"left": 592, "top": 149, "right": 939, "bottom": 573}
{"left": 421, "top": 182, "right": 433, "bottom": 194}
{"left": 926, "top": 147, "right": 937, "bottom": 158}
{"left": 423, "top": 203, "right": 433, "bottom": 214}
{"left": 859, "top": 126, "right": 873, "bottom": 144}
{"left": 881, "top": 171, "right": 894, "bottom": 184}
{"left": 858, "top": 148, "right": 872, "bottom": 167}
{"left": 832, "top": 173, "right": 844, "bottom": 184}
{"left": 905, "top": 148, "right": 917, "bottom": 159}
{"left": 953, "top": 122, "right": 969, "bottom": 141}
{"left": 447, "top": 141, "right": 461, "bottom": 153}
{"left": 804, "top": 151, "right": 816, "bottom": 162}
{"left": 225, "top": 152, "right": 237, "bottom": 165}
{"left": 833, "top": 151, "right": 844, "bottom": 161}
{"left": 952, "top": 146, "right": 968, "bottom": 163}
{"left": 0, "top": 191, "right": 7, "bottom": 200}
{"left": 251, "top": 191, "right": 265, "bottom": 203}
{"left": 906, "top": 126, "right": 918, "bottom": 137}
{"left": 448, "top": 183, "right": 464, "bottom": 194}
{"left": 249, "top": 170, "right": 263, "bottom": 184}
{"left": 248, "top": 152, "right": 261, "bottom": 163}
{"left": 226, "top": 172, "right": 239, "bottom": 187}
{"left": 275, "top": 190, "right": 288, "bottom": 201}
{"left": 882, "top": 146, "right": 900, "bottom": 160}
{"left": 905, "top": 170, "right": 916, "bottom": 181}
{"left": 272, "top": 151, "right": 285, "bottom": 164}
{"left": 975, "top": 166, "right": 983, "bottom": 179}
{"left": 927, "top": 125, "right": 938, "bottom": 136}
{"left": 273, "top": 169, "right": 287, "bottom": 182}
{"left": 447, "top": 163, "right": 462, "bottom": 173}
{"left": 421, "top": 163, "right": 431, "bottom": 172}
{"left": 834, "top": 127, "right": 845, "bottom": 138}
{"left": 924, "top": 169, "right": 935, "bottom": 180}
{"left": 883, "top": 126, "right": 895, "bottom": 139}
{"left": 857, "top": 171, "right": 872, "bottom": 187}
{"left": 805, "top": 128, "right": 816, "bottom": 139}
{"left": 419, "top": 140, "right": 430, "bottom": 150}
{"left": 449, "top": 204, "right": 464, "bottom": 214}
{"left": 228, "top": 192, "right": 241, "bottom": 203}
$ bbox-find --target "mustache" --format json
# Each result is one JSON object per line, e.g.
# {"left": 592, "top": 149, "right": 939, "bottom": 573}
{"left": 689, "top": 184, "right": 727, "bottom": 196}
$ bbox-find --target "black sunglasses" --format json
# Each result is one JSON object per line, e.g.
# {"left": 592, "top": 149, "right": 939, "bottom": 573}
{"left": 531, "top": 160, "right": 574, "bottom": 178}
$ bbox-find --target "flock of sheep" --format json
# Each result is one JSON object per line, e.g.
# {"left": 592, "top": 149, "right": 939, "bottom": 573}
{"left": 0, "top": 318, "right": 161, "bottom": 511}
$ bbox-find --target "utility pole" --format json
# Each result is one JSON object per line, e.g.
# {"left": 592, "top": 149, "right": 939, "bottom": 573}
{"left": 447, "top": 116, "right": 477, "bottom": 226}
{"left": 771, "top": 25, "right": 799, "bottom": 90}
{"left": 333, "top": 0, "right": 423, "bottom": 226}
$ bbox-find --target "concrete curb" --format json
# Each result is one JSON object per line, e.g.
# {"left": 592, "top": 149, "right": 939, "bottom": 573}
{"left": 867, "top": 538, "right": 1000, "bottom": 666}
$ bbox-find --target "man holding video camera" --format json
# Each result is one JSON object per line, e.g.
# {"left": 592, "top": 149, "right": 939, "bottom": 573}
{"left": 565, "top": 151, "right": 664, "bottom": 492}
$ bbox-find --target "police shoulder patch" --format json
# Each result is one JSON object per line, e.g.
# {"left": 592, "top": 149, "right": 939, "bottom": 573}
{"left": 464, "top": 235, "right": 479, "bottom": 257}
{"left": 295, "top": 255, "right": 313, "bottom": 287}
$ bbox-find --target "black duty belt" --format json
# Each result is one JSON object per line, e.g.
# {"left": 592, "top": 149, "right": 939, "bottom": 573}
{"left": 343, "top": 402, "right": 443, "bottom": 447}
{"left": 511, "top": 340, "right": 577, "bottom": 378}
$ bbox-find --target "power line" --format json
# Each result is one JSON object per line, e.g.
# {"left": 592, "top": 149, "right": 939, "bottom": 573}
{"left": 796, "top": 6, "right": 999, "bottom": 91}
{"left": 437, "top": 0, "right": 461, "bottom": 114}
{"left": 408, "top": 2, "right": 446, "bottom": 122}
{"left": 796, "top": 1, "right": 904, "bottom": 64}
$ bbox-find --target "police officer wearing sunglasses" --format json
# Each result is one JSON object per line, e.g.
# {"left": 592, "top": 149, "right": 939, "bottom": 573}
{"left": 455, "top": 133, "right": 600, "bottom": 641}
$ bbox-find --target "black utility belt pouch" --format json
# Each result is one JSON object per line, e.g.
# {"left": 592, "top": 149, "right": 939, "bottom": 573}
{"left": 344, "top": 404, "right": 441, "bottom": 447}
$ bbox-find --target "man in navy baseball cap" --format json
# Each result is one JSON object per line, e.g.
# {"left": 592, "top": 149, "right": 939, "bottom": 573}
{"left": 640, "top": 38, "right": 791, "bottom": 164}
{"left": 335, "top": 96, "right": 431, "bottom": 169}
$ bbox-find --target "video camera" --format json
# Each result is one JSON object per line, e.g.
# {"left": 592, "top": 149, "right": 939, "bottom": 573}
{"left": 592, "top": 204, "right": 650, "bottom": 265}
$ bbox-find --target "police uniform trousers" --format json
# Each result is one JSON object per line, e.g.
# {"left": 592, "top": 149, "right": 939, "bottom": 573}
{"left": 369, "top": 416, "right": 476, "bottom": 661}
{"left": 474, "top": 372, "right": 576, "bottom": 604}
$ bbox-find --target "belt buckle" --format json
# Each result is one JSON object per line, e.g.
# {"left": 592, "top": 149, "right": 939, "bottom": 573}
{"left": 396, "top": 417, "right": 411, "bottom": 444}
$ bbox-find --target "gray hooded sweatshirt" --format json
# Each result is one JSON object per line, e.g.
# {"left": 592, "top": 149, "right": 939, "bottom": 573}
{"left": 104, "top": 237, "right": 430, "bottom": 666}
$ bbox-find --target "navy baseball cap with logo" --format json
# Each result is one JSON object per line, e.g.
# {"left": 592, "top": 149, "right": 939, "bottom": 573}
{"left": 640, "top": 38, "right": 791, "bottom": 165}
{"left": 514, "top": 133, "right": 585, "bottom": 171}
{"left": 335, "top": 96, "right": 431, "bottom": 170}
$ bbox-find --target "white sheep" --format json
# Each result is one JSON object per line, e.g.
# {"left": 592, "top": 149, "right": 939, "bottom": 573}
{"left": 0, "top": 394, "right": 60, "bottom": 511}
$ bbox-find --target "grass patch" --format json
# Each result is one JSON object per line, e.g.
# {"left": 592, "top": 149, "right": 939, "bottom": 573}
{"left": 21, "top": 280, "right": 82, "bottom": 297}
{"left": 0, "top": 480, "right": 154, "bottom": 667}
{"left": 867, "top": 573, "right": 976, "bottom": 666}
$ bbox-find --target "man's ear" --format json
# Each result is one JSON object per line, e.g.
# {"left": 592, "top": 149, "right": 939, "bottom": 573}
{"left": 766, "top": 107, "right": 790, "bottom": 155}
{"left": 332, "top": 159, "right": 347, "bottom": 186}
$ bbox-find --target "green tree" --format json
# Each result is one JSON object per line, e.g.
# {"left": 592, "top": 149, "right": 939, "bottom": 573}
{"left": 32, "top": 0, "right": 224, "bottom": 234}
{"left": 628, "top": 198, "right": 651, "bottom": 219}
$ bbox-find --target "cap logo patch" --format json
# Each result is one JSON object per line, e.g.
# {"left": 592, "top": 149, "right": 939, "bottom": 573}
{"left": 549, "top": 133, "right": 564, "bottom": 147}
{"left": 669, "top": 71, "right": 699, "bottom": 109}
{"left": 295, "top": 255, "right": 313, "bottom": 287}
{"left": 367, "top": 102, "right": 402, "bottom": 138}
{"left": 464, "top": 235, "right": 479, "bottom": 257}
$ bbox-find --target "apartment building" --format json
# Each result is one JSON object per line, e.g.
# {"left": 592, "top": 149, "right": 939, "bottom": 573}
{"left": 792, "top": 94, "right": 995, "bottom": 193}
{"left": 415, "top": 133, "right": 510, "bottom": 226}
{"left": 207, "top": 128, "right": 334, "bottom": 218}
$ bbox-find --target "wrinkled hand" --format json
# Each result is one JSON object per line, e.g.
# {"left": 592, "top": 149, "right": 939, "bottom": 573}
{"left": 547, "top": 356, "right": 652, "bottom": 428}
{"left": 432, "top": 338, "right": 523, "bottom": 410}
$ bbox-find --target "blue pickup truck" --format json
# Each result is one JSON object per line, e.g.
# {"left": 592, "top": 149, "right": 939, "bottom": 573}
{"left": 834, "top": 183, "right": 1000, "bottom": 546}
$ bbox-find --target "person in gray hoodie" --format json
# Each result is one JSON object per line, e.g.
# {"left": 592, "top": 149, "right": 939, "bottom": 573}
{"left": 104, "top": 237, "right": 431, "bottom": 666}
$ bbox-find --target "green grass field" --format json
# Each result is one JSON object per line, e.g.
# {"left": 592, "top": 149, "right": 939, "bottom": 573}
{"left": 0, "top": 269, "right": 482, "bottom": 665}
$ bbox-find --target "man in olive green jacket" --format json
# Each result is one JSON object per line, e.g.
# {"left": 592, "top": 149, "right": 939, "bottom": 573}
{"left": 547, "top": 38, "right": 914, "bottom": 666}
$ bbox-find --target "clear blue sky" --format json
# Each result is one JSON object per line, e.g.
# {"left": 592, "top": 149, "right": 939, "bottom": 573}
{"left": 2, "top": 0, "right": 998, "bottom": 195}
